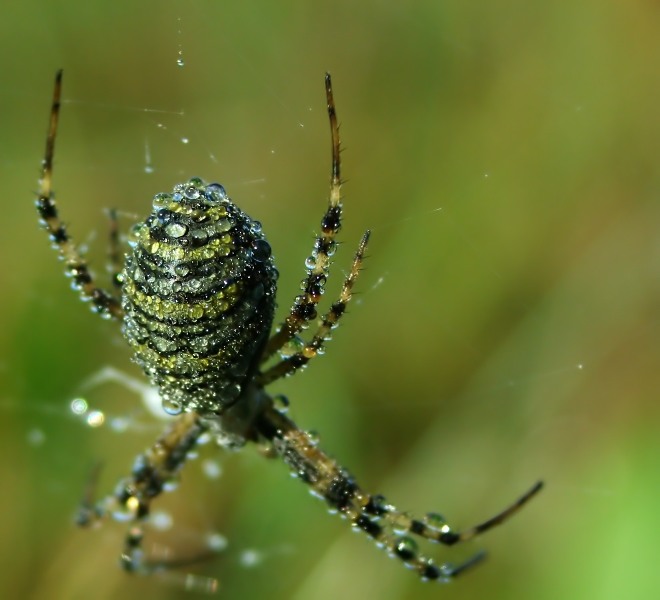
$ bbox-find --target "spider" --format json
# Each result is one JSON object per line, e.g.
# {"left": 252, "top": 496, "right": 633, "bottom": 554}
{"left": 36, "top": 70, "right": 543, "bottom": 583}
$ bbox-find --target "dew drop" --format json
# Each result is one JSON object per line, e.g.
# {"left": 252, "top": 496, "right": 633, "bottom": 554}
{"left": 206, "top": 532, "right": 228, "bottom": 552}
{"left": 214, "top": 218, "right": 232, "bottom": 233}
{"left": 305, "top": 255, "right": 317, "bottom": 270}
{"left": 280, "top": 335, "right": 304, "bottom": 358}
{"left": 86, "top": 410, "right": 105, "bottom": 428}
{"left": 165, "top": 222, "right": 188, "bottom": 238}
{"left": 191, "top": 228, "right": 209, "bottom": 243}
{"left": 393, "top": 536, "right": 418, "bottom": 561}
{"left": 151, "top": 510, "right": 173, "bottom": 530}
{"left": 70, "top": 397, "right": 88, "bottom": 415}
{"left": 152, "top": 192, "right": 170, "bottom": 209}
{"left": 204, "top": 183, "right": 227, "bottom": 202}
{"left": 273, "top": 394, "right": 290, "bottom": 412}
{"left": 223, "top": 383, "right": 242, "bottom": 401}
{"left": 184, "top": 186, "right": 200, "bottom": 200}
{"left": 162, "top": 398, "right": 183, "bottom": 416}
{"left": 424, "top": 512, "right": 446, "bottom": 529}
{"left": 156, "top": 283, "right": 169, "bottom": 301}
{"left": 239, "top": 549, "right": 263, "bottom": 568}
{"left": 110, "top": 416, "right": 130, "bottom": 432}
{"left": 251, "top": 239, "right": 271, "bottom": 262}
{"left": 196, "top": 432, "right": 211, "bottom": 445}
{"left": 163, "top": 479, "right": 179, "bottom": 492}
{"left": 153, "top": 337, "right": 178, "bottom": 353}
{"left": 202, "top": 459, "right": 223, "bottom": 479}
{"left": 188, "top": 336, "right": 209, "bottom": 353}
{"left": 190, "top": 305, "right": 204, "bottom": 319}
{"left": 174, "top": 264, "right": 190, "bottom": 277}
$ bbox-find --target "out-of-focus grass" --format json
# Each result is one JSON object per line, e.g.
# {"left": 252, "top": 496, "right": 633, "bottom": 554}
{"left": 1, "top": 2, "right": 658, "bottom": 599}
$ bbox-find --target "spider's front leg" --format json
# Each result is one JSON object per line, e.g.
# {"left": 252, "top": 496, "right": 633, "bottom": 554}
{"left": 255, "top": 404, "right": 543, "bottom": 580}
{"left": 37, "top": 70, "right": 122, "bottom": 319}
{"left": 78, "top": 412, "right": 208, "bottom": 572}
{"left": 262, "top": 73, "right": 346, "bottom": 362}
{"left": 258, "top": 229, "right": 370, "bottom": 386}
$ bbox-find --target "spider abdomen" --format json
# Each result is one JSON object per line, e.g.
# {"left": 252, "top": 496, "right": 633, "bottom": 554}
{"left": 121, "top": 177, "right": 278, "bottom": 417}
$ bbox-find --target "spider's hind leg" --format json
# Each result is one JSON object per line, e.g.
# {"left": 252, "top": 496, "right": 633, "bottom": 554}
{"left": 76, "top": 412, "right": 209, "bottom": 573}
{"left": 254, "top": 403, "right": 543, "bottom": 581}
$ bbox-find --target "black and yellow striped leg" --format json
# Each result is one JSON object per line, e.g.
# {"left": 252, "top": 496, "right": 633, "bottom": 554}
{"left": 258, "top": 230, "right": 370, "bottom": 386}
{"left": 36, "top": 70, "right": 122, "bottom": 319}
{"left": 105, "top": 208, "right": 123, "bottom": 290}
{"left": 262, "top": 73, "right": 345, "bottom": 362}
{"left": 77, "top": 412, "right": 208, "bottom": 572}
{"left": 255, "top": 404, "right": 543, "bottom": 581}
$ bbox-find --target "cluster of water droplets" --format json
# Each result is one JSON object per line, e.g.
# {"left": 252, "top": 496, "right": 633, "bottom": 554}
{"left": 161, "top": 379, "right": 243, "bottom": 416}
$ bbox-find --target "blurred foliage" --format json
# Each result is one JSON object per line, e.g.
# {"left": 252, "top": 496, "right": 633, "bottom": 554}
{"left": 1, "top": 1, "right": 658, "bottom": 599}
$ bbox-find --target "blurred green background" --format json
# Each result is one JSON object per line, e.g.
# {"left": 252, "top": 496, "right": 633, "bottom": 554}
{"left": 1, "top": 1, "right": 658, "bottom": 599}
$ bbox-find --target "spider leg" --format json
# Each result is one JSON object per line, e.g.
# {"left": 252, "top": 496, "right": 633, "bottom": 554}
{"left": 261, "top": 73, "right": 344, "bottom": 362}
{"left": 105, "top": 207, "right": 123, "bottom": 290}
{"left": 258, "top": 229, "right": 369, "bottom": 386}
{"left": 439, "top": 480, "right": 544, "bottom": 544}
{"left": 36, "top": 70, "right": 122, "bottom": 319}
{"left": 254, "top": 403, "right": 542, "bottom": 581}
{"left": 76, "top": 411, "right": 208, "bottom": 572}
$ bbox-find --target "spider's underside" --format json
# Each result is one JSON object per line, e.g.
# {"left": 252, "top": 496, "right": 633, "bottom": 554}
{"left": 36, "top": 69, "right": 543, "bottom": 584}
